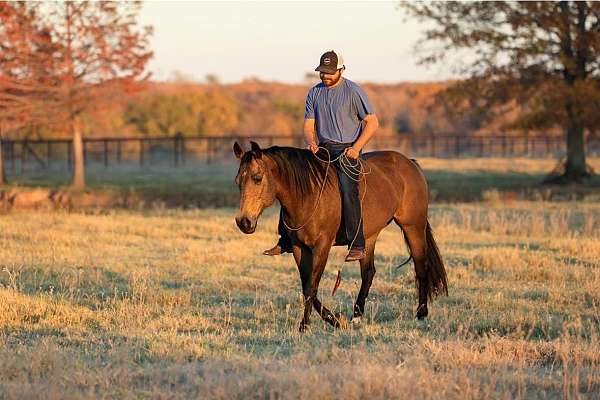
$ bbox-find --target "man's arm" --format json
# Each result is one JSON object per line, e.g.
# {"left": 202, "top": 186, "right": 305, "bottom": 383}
{"left": 346, "top": 114, "right": 379, "bottom": 158}
{"left": 304, "top": 118, "right": 319, "bottom": 153}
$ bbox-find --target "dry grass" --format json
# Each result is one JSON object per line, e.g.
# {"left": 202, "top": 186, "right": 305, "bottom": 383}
{"left": 0, "top": 202, "right": 599, "bottom": 399}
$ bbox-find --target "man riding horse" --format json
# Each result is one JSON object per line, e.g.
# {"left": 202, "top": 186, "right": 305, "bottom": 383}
{"left": 233, "top": 51, "right": 447, "bottom": 330}
{"left": 263, "top": 50, "right": 380, "bottom": 262}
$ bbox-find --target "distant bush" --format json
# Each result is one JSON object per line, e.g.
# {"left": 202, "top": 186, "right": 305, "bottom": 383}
{"left": 124, "top": 90, "right": 239, "bottom": 136}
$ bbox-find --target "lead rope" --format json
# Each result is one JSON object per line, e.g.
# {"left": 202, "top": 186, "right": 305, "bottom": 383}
{"left": 281, "top": 146, "right": 372, "bottom": 296}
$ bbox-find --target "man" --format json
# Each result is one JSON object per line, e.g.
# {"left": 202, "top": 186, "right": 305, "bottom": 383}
{"left": 264, "top": 50, "right": 379, "bottom": 262}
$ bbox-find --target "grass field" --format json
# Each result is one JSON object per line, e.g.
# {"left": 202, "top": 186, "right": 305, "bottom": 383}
{"left": 5, "top": 157, "right": 600, "bottom": 206}
{"left": 0, "top": 201, "right": 599, "bottom": 399}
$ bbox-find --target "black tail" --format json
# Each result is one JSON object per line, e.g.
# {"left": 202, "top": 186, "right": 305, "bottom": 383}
{"left": 397, "top": 230, "right": 413, "bottom": 269}
{"left": 424, "top": 221, "right": 448, "bottom": 298}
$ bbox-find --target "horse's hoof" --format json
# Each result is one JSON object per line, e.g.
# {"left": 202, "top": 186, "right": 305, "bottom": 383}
{"left": 350, "top": 316, "right": 362, "bottom": 326}
{"left": 299, "top": 322, "right": 310, "bottom": 333}
{"left": 415, "top": 314, "right": 427, "bottom": 321}
{"left": 334, "top": 313, "right": 349, "bottom": 329}
{"left": 416, "top": 304, "right": 428, "bottom": 320}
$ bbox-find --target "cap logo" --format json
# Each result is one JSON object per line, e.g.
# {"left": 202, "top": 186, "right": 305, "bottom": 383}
{"left": 323, "top": 58, "right": 331, "bottom": 65}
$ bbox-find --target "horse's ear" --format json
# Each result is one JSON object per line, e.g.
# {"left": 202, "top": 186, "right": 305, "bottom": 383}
{"left": 250, "top": 141, "right": 262, "bottom": 159}
{"left": 233, "top": 141, "right": 244, "bottom": 160}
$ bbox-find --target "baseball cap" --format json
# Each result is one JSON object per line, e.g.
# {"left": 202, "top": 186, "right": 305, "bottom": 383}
{"left": 315, "top": 50, "right": 345, "bottom": 74}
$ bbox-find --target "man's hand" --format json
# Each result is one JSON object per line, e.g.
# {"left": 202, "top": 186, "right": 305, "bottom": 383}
{"left": 344, "top": 146, "right": 360, "bottom": 160}
{"left": 307, "top": 142, "right": 319, "bottom": 154}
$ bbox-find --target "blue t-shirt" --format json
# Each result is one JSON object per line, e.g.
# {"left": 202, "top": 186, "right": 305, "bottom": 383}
{"left": 304, "top": 78, "right": 375, "bottom": 144}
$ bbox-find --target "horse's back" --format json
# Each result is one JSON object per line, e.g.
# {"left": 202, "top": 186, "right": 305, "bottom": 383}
{"left": 362, "top": 150, "right": 426, "bottom": 187}
{"left": 361, "top": 150, "right": 429, "bottom": 225}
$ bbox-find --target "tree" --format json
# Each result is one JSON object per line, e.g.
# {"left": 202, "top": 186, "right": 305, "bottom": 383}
{"left": 0, "top": 2, "right": 152, "bottom": 189}
{"left": 124, "top": 90, "right": 239, "bottom": 137}
{"left": 125, "top": 93, "right": 199, "bottom": 136}
{"left": 0, "top": 2, "right": 62, "bottom": 184}
{"left": 0, "top": 126, "right": 4, "bottom": 185}
{"left": 402, "top": 1, "right": 600, "bottom": 182}
{"left": 205, "top": 73, "right": 221, "bottom": 85}
{"left": 0, "top": 3, "right": 59, "bottom": 132}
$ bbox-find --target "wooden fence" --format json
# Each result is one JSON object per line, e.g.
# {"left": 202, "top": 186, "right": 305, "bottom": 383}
{"left": 2, "top": 133, "right": 599, "bottom": 174}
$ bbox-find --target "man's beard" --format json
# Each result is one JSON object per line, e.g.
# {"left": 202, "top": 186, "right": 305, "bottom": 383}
{"left": 322, "top": 72, "right": 341, "bottom": 87}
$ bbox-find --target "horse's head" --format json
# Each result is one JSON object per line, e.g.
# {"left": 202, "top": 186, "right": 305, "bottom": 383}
{"left": 233, "top": 141, "right": 277, "bottom": 234}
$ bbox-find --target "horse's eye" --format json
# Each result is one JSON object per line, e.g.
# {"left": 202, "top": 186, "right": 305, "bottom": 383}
{"left": 252, "top": 174, "right": 263, "bottom": 184}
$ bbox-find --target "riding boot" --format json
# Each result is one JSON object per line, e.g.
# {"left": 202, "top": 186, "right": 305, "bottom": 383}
{"left": 263, "top": 208, "right": 293, "bottom": 256}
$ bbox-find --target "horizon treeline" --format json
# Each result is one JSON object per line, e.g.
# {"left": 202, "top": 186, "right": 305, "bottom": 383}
{"left": 8, "top": 78, "right": 565, "bottom": 140}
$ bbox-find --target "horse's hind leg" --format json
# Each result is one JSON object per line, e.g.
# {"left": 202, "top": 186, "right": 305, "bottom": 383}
{"left": 351, "top": 236, "right": 377, "bottom": 324}
{"left": 396, "top": 221, "right": 429, "bottom": 319}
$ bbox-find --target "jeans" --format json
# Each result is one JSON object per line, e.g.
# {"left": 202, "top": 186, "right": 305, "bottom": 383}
{"left": 277, "top": 141, "right": 365, "bottom": 250}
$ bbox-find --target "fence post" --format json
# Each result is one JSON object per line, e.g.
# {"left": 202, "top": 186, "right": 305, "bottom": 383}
{"left": 20, "top": 140, "right": 27, "bottom": 175}
{"left": 174, "top": 132, "right": 183, "bottom": 167}
{"left": 181, "top": 136, "right": 186, "bottom": 165}
{"left": 173, "top": 136, "right": 179, "bottom": 167}
{"left": 10, "top": 140, "right": 15, "bottom": 175}
{"left": 46, "top": 141, "right": 52, "bottom": 170}
{"left": 455, "top": 136, "right": 460, "bottom": 158}
{"left": 103, "top": 139, "right": 109, "bottom": 167}
{"left": 139, "top": 138, "right": 144, "bottom": 166}
{"left": 207, "top": 138, "right": 213, "bottom": 164}
{"left": 67, "top": 141, "right": 72, "bottom": 171}
{"left": 117, "top": 140, "right": 122, "bottom": 164}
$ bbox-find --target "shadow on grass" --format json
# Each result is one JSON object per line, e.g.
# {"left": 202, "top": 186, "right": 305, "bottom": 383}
{"left": 4, "top": 160, "right": 600, "bottom": 206}
{"left": 426, "top": 170, "right": 600, "bottom": 202}
{"left": 0, "top": 264, "right": 131, "bottom": 310}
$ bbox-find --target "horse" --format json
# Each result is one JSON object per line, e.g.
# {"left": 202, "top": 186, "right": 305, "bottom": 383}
{"left": 233, "top": 141, "right": 447, "bottom": 331}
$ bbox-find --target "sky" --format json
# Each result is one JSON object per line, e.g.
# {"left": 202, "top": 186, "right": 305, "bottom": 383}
{"left": 139, "top": 1, "right": 452, "bottom": 84}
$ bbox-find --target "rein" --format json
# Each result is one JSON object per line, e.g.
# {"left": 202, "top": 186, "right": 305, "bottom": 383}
{"left": 281, "top": 146, "right": 371, "bottom": 232}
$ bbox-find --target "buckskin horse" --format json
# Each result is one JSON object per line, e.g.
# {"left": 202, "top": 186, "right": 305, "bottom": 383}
{"left": 233, "top": 141, "right": 447, "bottom": 331}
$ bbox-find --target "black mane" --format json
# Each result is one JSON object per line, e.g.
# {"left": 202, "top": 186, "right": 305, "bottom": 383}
{"left": 262, "top": 146, "right": 333, "bottom": 198}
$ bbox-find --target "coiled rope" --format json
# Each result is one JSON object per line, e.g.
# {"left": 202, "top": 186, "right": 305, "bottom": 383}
{"left": 281, "top": 145, "right": 372, "bottom": 296}
{"left": 282, "top": 145, "right": 371, "bottom": 238}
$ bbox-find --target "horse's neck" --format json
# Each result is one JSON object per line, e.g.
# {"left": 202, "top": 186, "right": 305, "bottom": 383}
{"left": 272, "top": 167, "right": 326, "bottom": 226}
{"left": 274, "top": 180, "right": 309, "bottom": 221}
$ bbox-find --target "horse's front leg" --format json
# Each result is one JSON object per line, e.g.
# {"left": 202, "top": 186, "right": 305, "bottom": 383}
{"left": 292, "top": 243, "right": 331, "bottom": 332}
{"left": 313, "top": 298, "right": 343, "bottom": 328}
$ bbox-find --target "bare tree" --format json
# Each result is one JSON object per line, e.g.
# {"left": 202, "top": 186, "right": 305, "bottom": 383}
{"left": 0, "top": 1, "right": 153, "bottom": 189}
{"left": 402, "top": 1, "right": 600, "bottom": 182}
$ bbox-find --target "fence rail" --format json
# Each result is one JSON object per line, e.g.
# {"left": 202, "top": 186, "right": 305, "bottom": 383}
{"left": 2, "top": 134, "right": 599, "bottom": 174}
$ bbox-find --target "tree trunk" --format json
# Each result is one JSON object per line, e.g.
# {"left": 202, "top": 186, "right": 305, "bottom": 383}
{"left": 563, "top": 98, "right": 588, "bottom": 181}
{"left": 0, "top": 136, "right": 5, "bottom": 186}
{"left": 72, "top": 121, "right": 85, "bottom": 189}
{"left": 565, "top": 123, "right": 587, "bottom": 179}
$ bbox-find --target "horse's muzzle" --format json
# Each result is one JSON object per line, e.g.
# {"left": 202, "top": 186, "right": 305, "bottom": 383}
{"left": 235, "top": 216, "right": 256, "bottom": 234}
